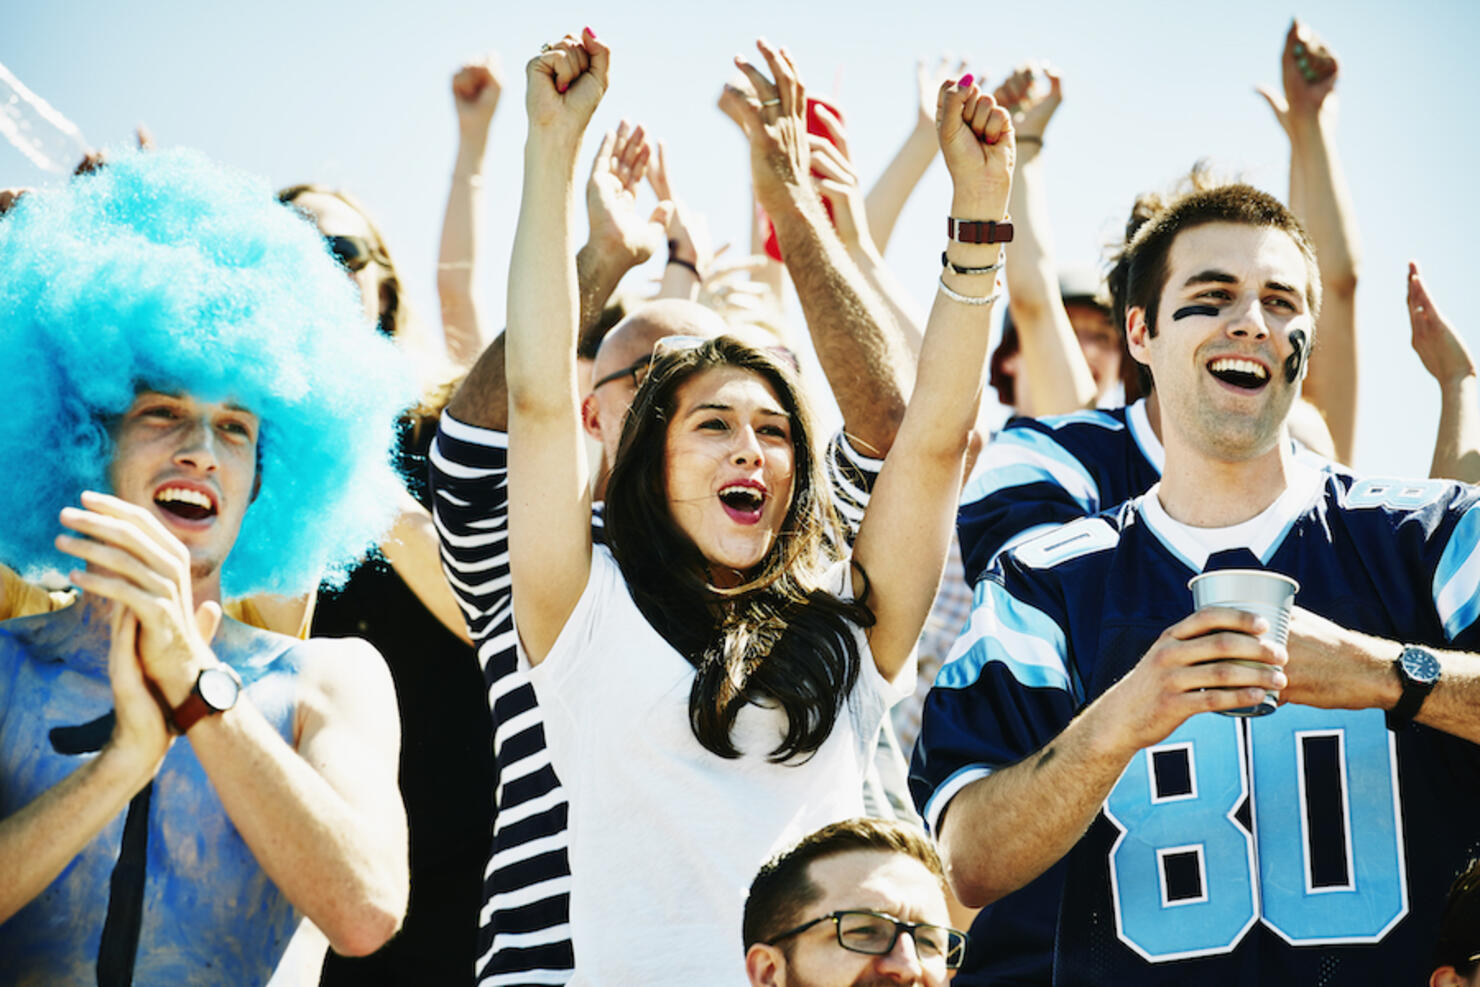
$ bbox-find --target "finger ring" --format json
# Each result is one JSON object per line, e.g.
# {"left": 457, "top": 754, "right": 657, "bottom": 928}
{"left": 540, "top": 42, "right": 553, "bottom": 52}
{"left": 761, "top": 98, "right": 781, "bottom": 107}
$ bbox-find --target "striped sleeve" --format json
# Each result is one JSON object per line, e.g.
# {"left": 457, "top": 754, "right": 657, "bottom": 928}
{"left": 957, "top": 421, "right": 1103, "bottom": 586}
{"left": 429, "top": 413, "right": 575, "bottom": 985}
{"left": 1433, "top": 496, "right": 1480, "bottom": 646}
{"left": 908, "top": 560, "right": 1081, "bottom": 836}
{"left": 826, "top": 430, "right": 883, "bottom": 545}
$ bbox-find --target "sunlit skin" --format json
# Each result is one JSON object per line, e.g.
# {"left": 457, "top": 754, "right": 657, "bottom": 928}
{"left": 1128, "top": 223, "right": 1314, "bottom": 463}
{"left": 285, "top": 191, "right": 386, "bottom": 327}
{"left": 663, "top": 367, "right": 795, "bottom": 585}
{"left": 745, "top": 850, "right": 955, "bottom": 987}
{"left": 97, "top": 391, "right": 260, "bottom": 599}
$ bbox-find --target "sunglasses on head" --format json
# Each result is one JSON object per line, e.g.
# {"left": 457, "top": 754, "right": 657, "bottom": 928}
{"left": 590, "top": 335, "right": 801, "bottom": 393}
{"left": 324, "top": 234, "right": 389, "bottom": 273}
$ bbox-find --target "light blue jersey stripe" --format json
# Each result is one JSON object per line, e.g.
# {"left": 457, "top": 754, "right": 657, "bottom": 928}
{"left": 936, "top": 579, "right": 1073, "bottom": 695}
{"left": 961, "top": 428, "right": 1100, "bottom": 511}
{"left": 1435, "top": 502, "right": 1480, "bottom": 640}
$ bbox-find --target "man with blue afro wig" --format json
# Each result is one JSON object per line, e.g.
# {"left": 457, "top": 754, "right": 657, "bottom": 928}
{"left": 0, "top": 148, "right": 413, "bottom": 983}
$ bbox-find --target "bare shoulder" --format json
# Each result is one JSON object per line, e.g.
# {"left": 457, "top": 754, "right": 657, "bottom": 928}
{"left": 215, "top": 618, "right": 395, "bottom": 740}
{"left": 280, "top": 634, "right": 396, "bottom": 739}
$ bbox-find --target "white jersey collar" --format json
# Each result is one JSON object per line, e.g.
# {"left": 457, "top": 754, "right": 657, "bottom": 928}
{"left": 1137, "top": 458, "right": 1325, "bottom": 571}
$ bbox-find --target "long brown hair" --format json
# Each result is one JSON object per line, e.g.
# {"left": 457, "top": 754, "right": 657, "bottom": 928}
{"left": 603, "top": 336, "right": 875, "bottom": 762}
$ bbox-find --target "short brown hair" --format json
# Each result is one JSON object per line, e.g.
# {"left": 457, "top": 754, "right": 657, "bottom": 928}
{"left": 1435, "top": 858, "right": 1480, "bottom": 975}
{"left": 742, "top": 818, "right": 945, "bottom": 950}
{"left": 1124, "top": 183, "right": 1321, "bottom": 346}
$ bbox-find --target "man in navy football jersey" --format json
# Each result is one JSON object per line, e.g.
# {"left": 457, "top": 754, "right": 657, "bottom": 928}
{"left": 912, "top": 183, "right": 1480, "bottom": 983}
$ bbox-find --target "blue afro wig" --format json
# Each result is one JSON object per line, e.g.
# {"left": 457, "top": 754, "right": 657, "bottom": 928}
{"left": 0, "top": 147, "right": 415, "bottom": 597}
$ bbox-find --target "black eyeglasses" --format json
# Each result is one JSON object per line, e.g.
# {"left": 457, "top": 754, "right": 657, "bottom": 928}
{"left": 767, "top": 909, "right": 967, "bottom": 970}
{"left": 324, "top": 234, "right": 389, "bottom": 273}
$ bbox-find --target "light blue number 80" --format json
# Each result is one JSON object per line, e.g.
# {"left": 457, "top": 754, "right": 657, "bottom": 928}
{"left": 1106, "top": 708, "right": 1406, "bottom": 961}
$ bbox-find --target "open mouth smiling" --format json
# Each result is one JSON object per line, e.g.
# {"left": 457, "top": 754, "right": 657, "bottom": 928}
{"left": 1207, "top": 356, "right": 1270, "bottom": 391}
{"left": 154, "top": 483, "right": 219, "bottom": 523}
{"left": 718, "top": 482, "right": 766, "bottom": 524}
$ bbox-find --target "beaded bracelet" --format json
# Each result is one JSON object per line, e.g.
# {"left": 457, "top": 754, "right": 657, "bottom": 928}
{"left": 937, "top": 276, "right": 1002, "bottom": 306}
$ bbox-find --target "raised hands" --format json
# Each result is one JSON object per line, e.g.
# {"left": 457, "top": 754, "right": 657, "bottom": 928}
{"left": 1257, "top": 19, "right": 1339, "bottom": 132}
{"left": 917, "top": 55, "right": 971, "bottom": 131}
{"left": 645, "top": 139, "right": 712, "bottom": 277}
{"left": 1409, "top": 261, "right": 1474, "bottom": 387}
{"left": 725, "top": 39, "right": 814, "bottom": 215}
{"left": 937, "top": 74, "right": 1014, "bottom": 220}
{"left": 586, "top": 120, "right": 671, "bottom": 270}
{"left": 993, "top": 64, "right": 1062, "bottom": 143}
{"left": 805, "top": 105, "right": 872, "bottom": 251}
{"left": 452, "top": 56, "right": 504, "bottom": 137}
{"left": 524, "top": 27, "right": 609, "bottom": 136}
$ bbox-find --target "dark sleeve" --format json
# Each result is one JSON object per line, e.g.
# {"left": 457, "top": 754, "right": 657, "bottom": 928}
{"left": 957, "top": 421, "right": 1102, "bottom": 586}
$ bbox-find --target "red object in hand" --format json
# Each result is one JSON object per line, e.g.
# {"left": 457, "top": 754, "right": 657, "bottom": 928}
{"left": 760, "top": 96, "right": 842, "bottom": 262}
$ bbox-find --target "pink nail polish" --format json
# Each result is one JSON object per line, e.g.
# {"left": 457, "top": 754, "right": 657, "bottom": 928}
{"left": 958, "top": 73, "right": 974, "bottom": 88}
{"left": 584, "top": 26, "right": 596, "bottom": 38}
{"left": 557, "top": 82, "right": 568, "bottom": 93}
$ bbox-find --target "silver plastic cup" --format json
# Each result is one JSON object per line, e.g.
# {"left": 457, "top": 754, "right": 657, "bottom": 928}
{"left": 1187, "top": 569, "right": 1299, "bottom": 717}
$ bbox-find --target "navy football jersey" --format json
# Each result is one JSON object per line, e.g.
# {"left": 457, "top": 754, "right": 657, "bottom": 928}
{"left": 958, "top": 400, "right": 1163, "bottom": 587}
{"left": 914, "top": 465, "right": 1480, "bottom": 984}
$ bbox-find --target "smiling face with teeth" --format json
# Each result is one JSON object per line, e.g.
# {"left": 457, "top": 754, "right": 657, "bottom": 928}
{"left": 107, "top": 390, "right": 259, "bottom": 591}
{"left": 663, "top": 366, "right": 796, "bottom": 581}
{"left": 1128, "top": 222, "right": 1315, "bottom": 462}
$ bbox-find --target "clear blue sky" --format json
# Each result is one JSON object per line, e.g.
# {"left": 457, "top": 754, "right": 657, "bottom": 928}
{"left": 6, "top": 0, "right": 1477, "bottom": 477}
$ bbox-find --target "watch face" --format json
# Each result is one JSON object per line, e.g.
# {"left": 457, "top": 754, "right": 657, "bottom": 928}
{"left": 198, "top": 667, "right": 241, "bottom": 710}
{"left": 1401, "top": 647, "right": 1442, "bottom": 686}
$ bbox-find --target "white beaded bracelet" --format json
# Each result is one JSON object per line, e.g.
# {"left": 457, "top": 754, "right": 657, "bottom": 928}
{"left": 937, "top": 276, "right": 1002, "bottom": 306}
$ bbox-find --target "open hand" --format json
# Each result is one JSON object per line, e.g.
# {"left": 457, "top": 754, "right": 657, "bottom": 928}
{"left": 586, "top": 120, "right": 670, "bottom": 270}
{"left": 917, "top": 55, "right": 970, "bottom": 131}
{"left": 1408, "top": 261, "right": 1475, "bottom": 387}
{"left": 726, "top": 38, "right": 813, "bottom": 216}
{"left": 646, "top": 139, "right": 712, "bottom": 273}
{"left": 805, "top": 105, "right": 871, "bottom": 251}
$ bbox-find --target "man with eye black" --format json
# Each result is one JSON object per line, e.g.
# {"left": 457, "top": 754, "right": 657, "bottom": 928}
{"left": 910, "top": 183, "right": 1480, "bottom": 984}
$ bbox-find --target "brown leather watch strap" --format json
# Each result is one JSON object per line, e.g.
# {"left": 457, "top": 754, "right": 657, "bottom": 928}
{"left": 169, "top": 665, "right": 241, "bottom": 734}
{"left": 947, "top": 218, "right": 1014, "bottom": 244}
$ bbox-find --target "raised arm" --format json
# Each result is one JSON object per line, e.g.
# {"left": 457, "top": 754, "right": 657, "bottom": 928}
{"left": 1409, "top": 262, "right": 1480, "bottom": 483}
{"left": 851, "top": 73, "right": 1012, "bottom": 682}
{"left": 505, "top": 29, "right": 608, "bottom": 663}
{"left": 864, "top": 56, "right": 963, "bottom": 252}
{"left": 438, "top": 56, "right": 503, "bottom": 368}
{"left": 446, "top": 114, "right": 666, "bottom": 432}
{"left": 645, "top": 139, "right": 713, "bottom": 302}
{"left": 1258, "top": 20, "right": 1360, "bottom": 464}
{"left": 728, "top": 40, "right": 912, "bottom": 458}
{"left": 807, "top": 107, "right": 926, "bottom": 352}
{"left": 994, "top": 65, "right": 1097, "bottom": 415}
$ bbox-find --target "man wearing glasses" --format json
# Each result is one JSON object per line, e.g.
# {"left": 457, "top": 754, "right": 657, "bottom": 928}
{"left": 743, "top": 818, "right": 967, "bottom": 986}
